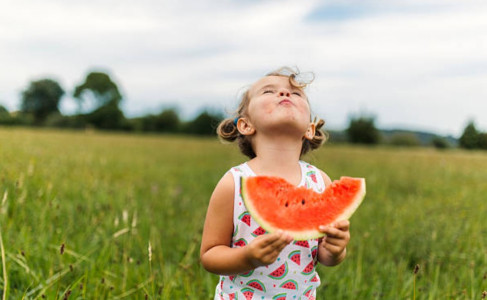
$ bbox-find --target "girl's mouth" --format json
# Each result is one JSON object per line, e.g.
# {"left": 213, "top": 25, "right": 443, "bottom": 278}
{"left": 279, "top": 99, "right": 293, "bottom": 105}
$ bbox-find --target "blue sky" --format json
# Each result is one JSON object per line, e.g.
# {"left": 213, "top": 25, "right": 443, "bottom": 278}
{"left": 1, "top": 0, "right": 486, "bottom": 136}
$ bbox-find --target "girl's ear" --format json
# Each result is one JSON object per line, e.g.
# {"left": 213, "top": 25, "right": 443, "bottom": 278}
{"left": 304, "top": 122, "right": 316, "bottom": 140}
{"left": 236, "top": 118, "right": 255, "bottom": 136}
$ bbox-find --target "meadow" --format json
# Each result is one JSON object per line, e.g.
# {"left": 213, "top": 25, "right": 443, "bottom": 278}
{"left": 0, "top": 127, "right": 486, "bottom": 299}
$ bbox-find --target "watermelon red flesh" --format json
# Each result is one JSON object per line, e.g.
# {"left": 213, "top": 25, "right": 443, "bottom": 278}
{"left": 251, "top": 226, "right": 266, "bottom": 237}
{"left": 268, "top": 262, "right": 288, "bottom": 280}
{"left": 241, "top": 176, "right": 365, "bottom": 240}
{"left": 288, "top": 250, "right": 300, "bottom": 266}
{"left": 301, "top": 261, "right": 314, "bottom": 275}
{"left": 241, "top": 288, "right": 254, "bottom": 300}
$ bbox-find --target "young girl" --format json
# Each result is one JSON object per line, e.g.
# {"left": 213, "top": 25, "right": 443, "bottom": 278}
{"left": 200, "top": 67, "right": 351, "bottom": 299}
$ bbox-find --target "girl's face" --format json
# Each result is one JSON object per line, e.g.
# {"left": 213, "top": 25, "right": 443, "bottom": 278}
{"left": 245, "top": 75, "right": 313, "bottom": 137}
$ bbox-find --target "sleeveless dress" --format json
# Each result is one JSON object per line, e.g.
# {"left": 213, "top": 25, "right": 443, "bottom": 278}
{"left": 214, "top": 161, "right": 327, "bottom": 300}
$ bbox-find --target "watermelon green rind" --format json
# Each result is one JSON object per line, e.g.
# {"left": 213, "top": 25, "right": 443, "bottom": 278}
{"left": 333, "top": 177, "right": 366, "bottom": 225}
{"left": 241, "top": 176, "right": 366, "bottom": 241}
{"left": 272, "top": 293, "right": 287, "bottom": 300}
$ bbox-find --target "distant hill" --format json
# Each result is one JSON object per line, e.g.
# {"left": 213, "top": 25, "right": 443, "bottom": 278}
{"left": 326, "top": 128, "right": 458, "bottom": 147}
{"left": 380, "top": 129, "right": 458, "bottom": 147}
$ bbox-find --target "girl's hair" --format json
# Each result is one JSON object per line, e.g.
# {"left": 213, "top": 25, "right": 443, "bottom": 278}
{"left": 217, "top": 66, "right": 327, "bottom": 159}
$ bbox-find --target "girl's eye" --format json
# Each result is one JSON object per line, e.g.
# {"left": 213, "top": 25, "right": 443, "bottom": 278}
{"left": 263, "top": 90, "right": 274, "bottom": 94}
{"left": 292, "top": 92, "right": 302, "bottom": 97}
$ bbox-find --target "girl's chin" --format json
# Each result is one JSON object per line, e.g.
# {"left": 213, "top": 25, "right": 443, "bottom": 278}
{"left": 261, "top": 119, "right": 309, "bottom": 135}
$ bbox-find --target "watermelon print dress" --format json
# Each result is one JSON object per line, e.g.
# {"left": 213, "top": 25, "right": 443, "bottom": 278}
{"left": 214, "top": 161, "right": 326, "bottom": 300}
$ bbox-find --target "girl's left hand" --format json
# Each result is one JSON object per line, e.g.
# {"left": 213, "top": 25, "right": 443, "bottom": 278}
{"left": 317, "top": 220, "right": 350, "bottom": 265}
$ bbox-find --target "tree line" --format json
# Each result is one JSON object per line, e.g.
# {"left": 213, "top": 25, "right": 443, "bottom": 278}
{"left": 343, "top": 116, "right": 486, "bottom": 150}
{"left": 0, "top": 72, "right": 222, "bottom": 135}
{"left": 0, "top": 71, "right": 484, "bottom": 150}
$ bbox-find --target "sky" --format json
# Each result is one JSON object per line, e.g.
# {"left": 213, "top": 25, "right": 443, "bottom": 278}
{"left": 1, "top": 0, "right": 486, "bottom": 136}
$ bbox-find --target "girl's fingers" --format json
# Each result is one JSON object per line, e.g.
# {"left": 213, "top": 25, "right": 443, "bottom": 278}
{"left": 319, "top": 220, "right": 350, "bottom": 234}
{"left": 260, "top": 232, "right": 280, "bottom": 246}
{"left": 323, "top": 237, "right": 346, "bottom": 247}
{"left": 322, "top": 243, "right": 343, "bottom": 254}
{"left": 259, "top": 231, "right": 292, "bottom": 250}
{"left": 319, "top": 226, "right": 347, "bottom": 239}
{"left": 269, "top": 232, "right": 293, "bottom": 249}
{"left": 334, "top": 220, "right": 350, "bottom": 231}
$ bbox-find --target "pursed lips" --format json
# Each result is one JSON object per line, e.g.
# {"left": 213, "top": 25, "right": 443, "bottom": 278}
{"left": 279, "top": 99, "right": 294, "bottom": 106}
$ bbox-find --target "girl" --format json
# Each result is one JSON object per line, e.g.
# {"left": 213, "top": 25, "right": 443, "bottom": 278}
{"left": 200, "top": 67, "right": 350, "bottom": 299}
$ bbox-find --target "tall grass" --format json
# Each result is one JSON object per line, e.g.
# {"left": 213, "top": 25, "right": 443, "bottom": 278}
{"left": 0, "top": 127, "right": 486, "bottom": 299}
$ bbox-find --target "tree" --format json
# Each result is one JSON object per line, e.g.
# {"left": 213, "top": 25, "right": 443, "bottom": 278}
{"left": 84, "top": 103, "right": 126, "bottom": 130}
{"left": 21, "top": 79, "right": 64, "bottom": 124}
{"left": 74, "top": 72, "right": 122, "bottom": 112}
{"left": 459, "top": 121, "right": 479, "bottom": 149}
{"left": 155, "top": 109, "right": 180, "bottom": 132}
{"left": 139, "top": 108, "right": 181, "bottom": 132}
{"left": 477, "top": 133, "right": 487, "bottom": 150}
{"left": 0, "top": 104, "right": 12, "bottom": 125}
{"left": 184, "top": 110, "right": 223, "bottom": 135}
{"left": 431, "top": 136, "right": 450, "bottom": 149}
{"left": 346, "top": 115, "right": 380, "bottom": 144}
{"left": 0, "top": 105, "right": 8, "bottom": 116}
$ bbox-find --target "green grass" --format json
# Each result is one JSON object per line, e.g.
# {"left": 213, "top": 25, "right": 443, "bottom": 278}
{"left": 0, "top": 127, "right": 486, "bottom": 299}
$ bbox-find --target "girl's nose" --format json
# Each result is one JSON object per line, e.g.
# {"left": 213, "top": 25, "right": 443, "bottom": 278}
{"left": 279, "top": 89, "right": 290, "bottom": 97}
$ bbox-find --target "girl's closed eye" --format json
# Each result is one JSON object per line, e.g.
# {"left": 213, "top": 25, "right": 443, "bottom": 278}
{"left": 263, "top": 89, "right": 275, "bottom": 94}
{"left": 292, "top": 91, "right": 302, "bottom": 97}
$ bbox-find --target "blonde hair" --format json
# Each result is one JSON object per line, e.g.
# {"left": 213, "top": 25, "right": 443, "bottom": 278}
{"left": 217, "top": 66, "right": 327, "bottom": 158}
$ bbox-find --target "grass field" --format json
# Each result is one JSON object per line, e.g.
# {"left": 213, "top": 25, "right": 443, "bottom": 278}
{"left": 0, "top": 127, "right": 486, "bottom": 299}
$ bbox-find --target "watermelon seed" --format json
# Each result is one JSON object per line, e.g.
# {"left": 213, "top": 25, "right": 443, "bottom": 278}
{"left": 301, "top": 199, "right": 305, "bottom": 205}
{"left": 285, "top": 202, "right": 289, "bottom": 207}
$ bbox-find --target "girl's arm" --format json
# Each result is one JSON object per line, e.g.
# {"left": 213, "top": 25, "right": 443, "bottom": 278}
{"left": 200, "top": 172, "right": 293, "bottom": 275}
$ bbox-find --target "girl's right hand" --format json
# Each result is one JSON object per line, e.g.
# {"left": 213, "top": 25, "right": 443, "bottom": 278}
{"left": 244, "top": 230, "right": 293, "bottom": 267}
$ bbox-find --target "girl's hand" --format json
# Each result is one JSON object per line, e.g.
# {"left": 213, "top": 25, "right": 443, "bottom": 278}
{"left": 317, "top": 220, "right": 350, "bottom": 266}
{"left": 245, "top": 230, "right": 293, "bottom": 267}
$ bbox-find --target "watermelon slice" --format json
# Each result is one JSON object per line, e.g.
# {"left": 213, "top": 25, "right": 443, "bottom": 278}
{"left": 241, "top": 288, "right": 254, "bottom": 300}
{"left": 241, "top": 176, "right": 365, "bottom": 240}
{"left": 303, "top": 286, "right": 314, "bottom": 297}
{"left": 293, "top": 240, "right": 309, "bottom": 248}
{"left": 288, "top": 250, "right": 301, "bottom": 266}
{"left": 246, "top": 279, "right": 266, "bottom": 292}
{"left": 268, "top": 262, "right": 288, "bottom": 280}
{"left": 251, "top": 226, "right": 266, "bottom": 237}
{"left": 301, "top": 261, "right": 314, "bottom": 275}
{"left": 272, "top": 293, "right": 287, "bottom": 300}
{"left": 238, "top": 212, "right": 251, "bottom": 226}
{"left": 280, "top": 279, "right": 298, "bottom": 290}
{"left": 234, "top": 238, "right": 247, "bottom": 247}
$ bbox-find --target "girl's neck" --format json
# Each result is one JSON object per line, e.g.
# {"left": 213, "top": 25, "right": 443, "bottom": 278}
{"left": 248, "top": 134, "right": 303, "bottom": 185}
